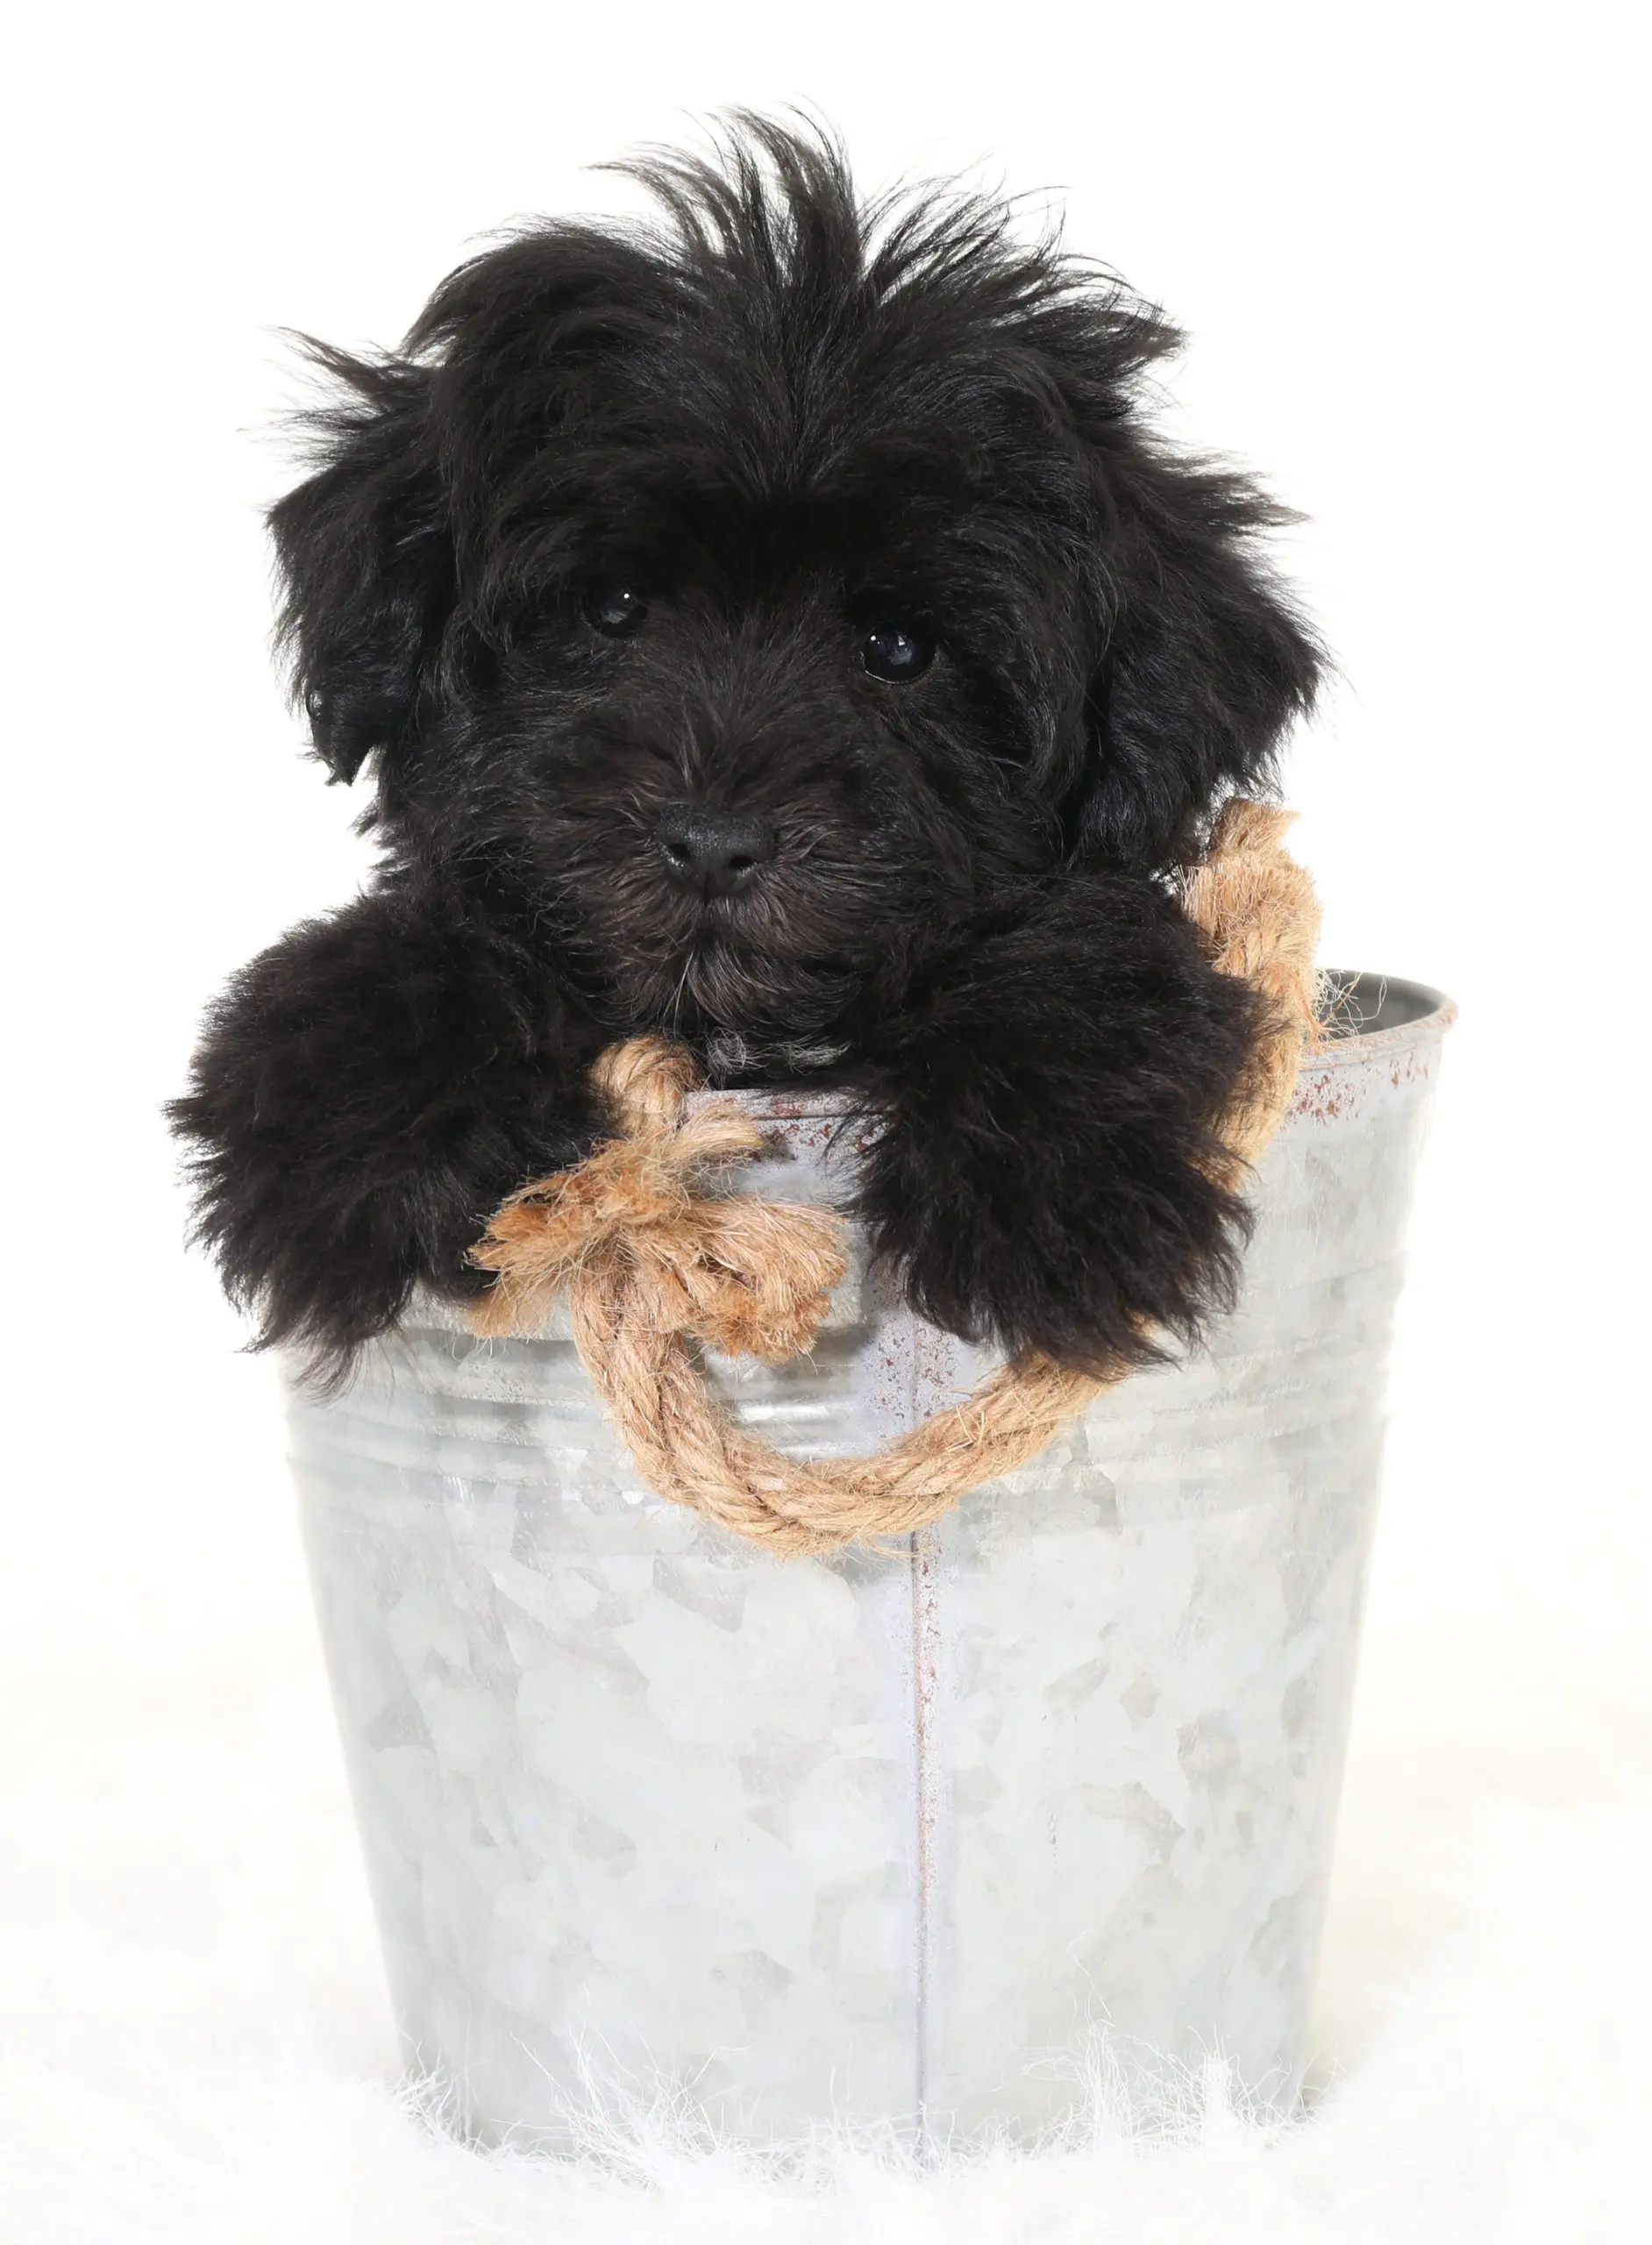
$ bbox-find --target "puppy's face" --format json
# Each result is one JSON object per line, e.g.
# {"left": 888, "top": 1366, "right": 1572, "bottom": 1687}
{"left": 454, "top": 562, "right": 1039, "bottom": 1044}
{"left": 395, "top": 389, "right": 1095, "bottom": 1042}
{"left": 275, "top": 129, "right": 1319, "bottom": 1047}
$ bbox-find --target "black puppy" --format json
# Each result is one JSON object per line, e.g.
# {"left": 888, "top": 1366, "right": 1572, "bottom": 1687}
{"left": 172, "top": 119, "right": 1321, "bottom": 1381}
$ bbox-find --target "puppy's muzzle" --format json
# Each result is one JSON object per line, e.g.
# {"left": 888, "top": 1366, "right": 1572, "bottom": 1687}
{"left": 655, "top": 804, "right": 777, "bottom": 901}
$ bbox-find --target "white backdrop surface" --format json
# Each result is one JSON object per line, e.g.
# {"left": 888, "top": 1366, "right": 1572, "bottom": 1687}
{"left": 2, "top": 3, "right": 1647, "bottom": 2238}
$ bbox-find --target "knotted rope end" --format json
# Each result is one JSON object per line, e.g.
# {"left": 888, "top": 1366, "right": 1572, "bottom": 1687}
{"left": 467, "top": 1036, "right": 848, "bottom": 1360}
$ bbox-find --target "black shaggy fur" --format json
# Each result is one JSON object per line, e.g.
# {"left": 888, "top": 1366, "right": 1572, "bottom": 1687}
{"left": 172, "top": 118, "right": 1321, "bottom": 1379}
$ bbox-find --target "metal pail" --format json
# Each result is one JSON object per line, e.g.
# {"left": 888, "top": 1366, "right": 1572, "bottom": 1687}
{"left": 287, "top": 971, "right": 1452, "bottom": 2147}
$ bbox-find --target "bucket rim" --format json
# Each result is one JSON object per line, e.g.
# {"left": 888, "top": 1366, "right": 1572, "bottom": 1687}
{"left": 723, "top": 967, "right": 1456, "bottom": 1120}
{"left": 1310, "top": 969, "right": 1457, "bottom": 1070}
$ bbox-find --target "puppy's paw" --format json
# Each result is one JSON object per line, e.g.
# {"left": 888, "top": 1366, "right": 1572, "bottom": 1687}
{"left": 177, "top": 1137, "right": 495, "bottom": 1385}
{"left": 859, "top": 1084, "right": 1248, "bottom": 1372}
{"left": 853, "top": 879, "right": 1262, "bottom": 1373}
{"left": 169, "top": 887, "right": 602, "bottom": 1381}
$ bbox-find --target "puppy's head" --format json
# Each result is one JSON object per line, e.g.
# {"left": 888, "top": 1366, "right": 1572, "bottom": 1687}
{"left": 272, "top": 118, "right": 1321, "bottom": 1045}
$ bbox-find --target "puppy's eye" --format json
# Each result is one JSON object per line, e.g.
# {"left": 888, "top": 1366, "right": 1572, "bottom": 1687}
{"left": 586, "top": 587, "right": 649, "bottom": 638}
{"left": 863, "top": 624, "right": 935, "bottom": 683}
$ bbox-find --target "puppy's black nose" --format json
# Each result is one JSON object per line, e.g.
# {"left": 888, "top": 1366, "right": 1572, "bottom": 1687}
{"left": 654, "top": 804, "right": 777, "bottom": 898}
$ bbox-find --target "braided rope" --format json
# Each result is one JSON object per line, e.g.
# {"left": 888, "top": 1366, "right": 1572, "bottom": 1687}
{"left": 467, "top": 801, "right": 1321, "bottom": 1556}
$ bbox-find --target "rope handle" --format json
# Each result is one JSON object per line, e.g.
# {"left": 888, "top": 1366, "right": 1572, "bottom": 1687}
{"left": 467, "top": 801, "right": 1321, "bottom": 1556}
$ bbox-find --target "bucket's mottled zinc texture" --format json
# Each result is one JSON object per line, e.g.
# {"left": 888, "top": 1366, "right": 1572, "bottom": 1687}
{"left": 287, "top": 971, "right": 1452, "bottom": 2148}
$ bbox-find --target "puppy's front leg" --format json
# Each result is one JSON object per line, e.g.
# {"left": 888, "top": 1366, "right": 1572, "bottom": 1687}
{"left": 854, "top": 877, "right": 1264, "bottom": 1374}
{"left": 170, "top": 887, "right": 606, "bottom": 1375}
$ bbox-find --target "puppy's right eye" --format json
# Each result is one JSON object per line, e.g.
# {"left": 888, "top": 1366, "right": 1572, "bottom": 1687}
{"left": 863, "top": 624, "right": 936, "bottom": 682}
{"left": 585, "top": 587, "right": 649, "bottom": 638}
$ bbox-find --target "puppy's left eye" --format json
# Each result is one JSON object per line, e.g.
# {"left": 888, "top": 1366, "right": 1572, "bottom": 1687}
{"left": 863, "top": 624, "right": 936, "bottom": 683}
{"left": 586, "top": 587, "right": 649, "bottom": 637}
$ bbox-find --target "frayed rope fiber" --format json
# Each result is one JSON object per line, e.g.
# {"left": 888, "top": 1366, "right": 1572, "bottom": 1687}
{"left": 467, "top": 802, "right": 1321, "bottom": 1556}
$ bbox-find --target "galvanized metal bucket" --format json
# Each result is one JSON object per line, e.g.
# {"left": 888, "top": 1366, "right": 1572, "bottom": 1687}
{"left": 288, "top": 971, "right": 1452, "bottom": 2148}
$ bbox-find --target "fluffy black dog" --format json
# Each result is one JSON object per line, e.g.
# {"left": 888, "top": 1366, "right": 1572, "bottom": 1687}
{"left": 172, "top": 119, "right": 1321, "bottom": 1381}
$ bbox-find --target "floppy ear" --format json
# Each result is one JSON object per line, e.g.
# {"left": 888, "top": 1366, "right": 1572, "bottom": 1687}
{"left": 268, "top": 345, "right": 453, "bottom": 784}
{"left": 1077, "top": 450, "right": 1323, "bottom": 870}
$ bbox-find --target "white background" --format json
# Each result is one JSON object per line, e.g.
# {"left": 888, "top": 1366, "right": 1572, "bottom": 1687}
{"left": 3, "top": 2, "right": 1647, "bottom": 2234}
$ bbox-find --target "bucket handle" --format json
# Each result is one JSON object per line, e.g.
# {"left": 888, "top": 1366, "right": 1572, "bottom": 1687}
{"left": 467, "top": 802, "right": 1321, "bottom": 1557}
